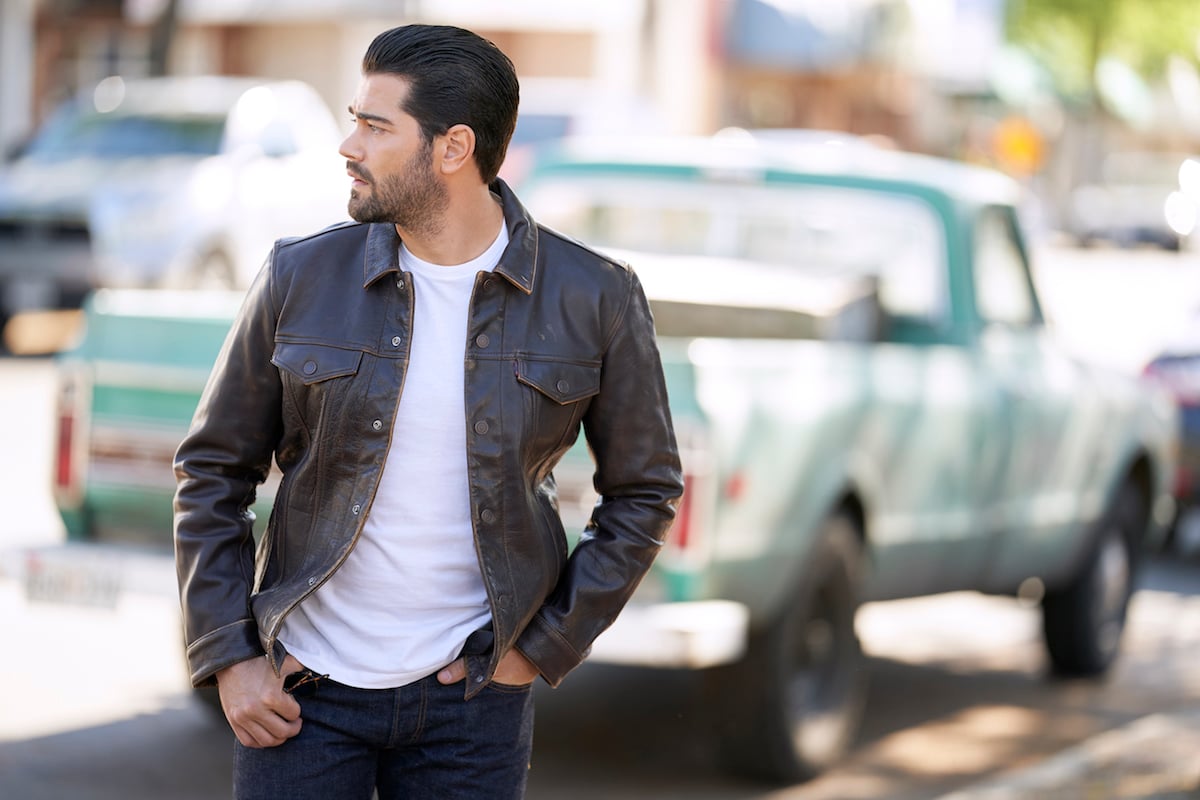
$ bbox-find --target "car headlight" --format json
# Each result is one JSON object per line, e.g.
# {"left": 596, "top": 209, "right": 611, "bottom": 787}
{"left": 1164, "top": 190, "right": 1197, "bottom": 237}
{"left": 188, "top": 158, "right": 234, "bottom": 216}
{"left": 1179, "top": 158, "right": 1200, "bottom": 201}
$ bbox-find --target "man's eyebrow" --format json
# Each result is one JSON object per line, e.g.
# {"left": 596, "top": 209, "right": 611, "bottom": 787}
{"left": 348, "top": 105, "right": 393, "bottom": 126}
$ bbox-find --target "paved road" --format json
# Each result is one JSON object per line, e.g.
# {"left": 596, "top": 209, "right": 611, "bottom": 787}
{"left": 1, "top": 546, "right": 1197, "bottom": 799}
{"left": 2, "top": 243, "right": 1200, "bottom": 798}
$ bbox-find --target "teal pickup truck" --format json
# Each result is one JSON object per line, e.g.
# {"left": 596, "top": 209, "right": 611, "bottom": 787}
{"left": 48, "top": 134, "right": 1177, "bottom": 784}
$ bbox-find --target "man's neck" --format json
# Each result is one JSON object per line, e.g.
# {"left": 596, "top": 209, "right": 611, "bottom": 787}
{"left": 395, "top": 186, "right": 504, "bottom": 267}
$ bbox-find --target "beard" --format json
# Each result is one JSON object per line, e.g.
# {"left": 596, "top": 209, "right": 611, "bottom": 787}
{"left": 346, "top": 141, "right": 448, "bottom": 236}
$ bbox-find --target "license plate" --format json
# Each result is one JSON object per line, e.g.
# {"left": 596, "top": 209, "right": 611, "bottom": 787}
{"left": 23, "top": 550, "right": 123, "bottom": 608}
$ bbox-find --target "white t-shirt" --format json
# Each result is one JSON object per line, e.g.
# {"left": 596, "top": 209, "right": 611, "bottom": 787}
{"left": 279, "top": 223, "right": 509, "bottom": 688}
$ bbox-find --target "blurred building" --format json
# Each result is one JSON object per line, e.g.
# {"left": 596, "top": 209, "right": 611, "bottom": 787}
{"left": 11, "top": 0, "right": 1195, "bottom": 235}
{"left": 1, "top": 0, "right": 1009, "bottom": 153}
{"left": 2, "top": 0, "right": 670, "bottom": 153}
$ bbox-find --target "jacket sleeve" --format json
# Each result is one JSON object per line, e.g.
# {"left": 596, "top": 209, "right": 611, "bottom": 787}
{"left": 173, "top": 257, "right": 283, "bottom": 687}
{"left": 515, "top": 268, "right": 683, "bottom": 685}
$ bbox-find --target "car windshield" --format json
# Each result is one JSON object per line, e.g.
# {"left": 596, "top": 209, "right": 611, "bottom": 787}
{"left": 24, "top": 105, "right": 226, "bottom": 161}
{"left": 523, "top": 174, "right": 948, "bottom": 323}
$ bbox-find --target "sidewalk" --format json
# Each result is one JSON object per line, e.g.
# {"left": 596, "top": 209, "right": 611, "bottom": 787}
{"left": 938, "top": 708, "right": 1200, "bottom": 799}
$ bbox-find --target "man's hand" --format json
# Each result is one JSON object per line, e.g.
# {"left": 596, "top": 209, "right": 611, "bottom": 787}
{"left": 437, "top": 648, "right": 540, "bottom": 687}
{"left": 216, "top": 654, "right": 305, "bottom": 748}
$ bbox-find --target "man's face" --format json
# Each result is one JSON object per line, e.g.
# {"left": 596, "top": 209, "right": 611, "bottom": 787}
{"left": 340, "top": 74, "right": 448, "bottom": 232}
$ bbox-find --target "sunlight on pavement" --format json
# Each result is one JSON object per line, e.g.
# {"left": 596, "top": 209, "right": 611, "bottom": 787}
{"left": 873, "top": 706, "right": 1046, "bottom": 776}
{"left": 936, "top": 709, "right": 1200, "bottom": 799}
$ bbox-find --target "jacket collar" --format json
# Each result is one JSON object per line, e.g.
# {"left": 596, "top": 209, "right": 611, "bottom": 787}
{"left": 362, "top": 178, "right": 537, "bottom": 295}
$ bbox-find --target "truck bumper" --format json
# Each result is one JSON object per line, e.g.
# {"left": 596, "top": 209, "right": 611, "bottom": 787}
{"left": 10, "top": 543, "right": 176, "bottom": 608}
{"left": 587, "top": 600, "right": 750, "bottom": 668}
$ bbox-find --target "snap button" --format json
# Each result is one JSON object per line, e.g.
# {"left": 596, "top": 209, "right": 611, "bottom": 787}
{"left": 372, "top": 419, "right": 383, "bottom": 431}
{"left": 307, "top": 576, "right": 316, "bottom": 586}
{"left": 474, "top": 421, "right": 489, "bottom": 435}
{"left": 556, "top": 379, "right": 570, "bottom": 393}
{"left": 396, "top": 278, "right": 405, "bottom": 289}
{"left": 480, "top": 509, "right": 496, "bottom": 524}
{"left": 475, "top": 334, "right": 490, "bottom": 348}
{"left": 303, "top": 360, "right": 317, "bottom": 376}
{"left": 474, "top": 675, "right": 485, "bottom": 684}
{"left": 391, "top": 335, "right": 402, "bottom": 347}
{"left": 352, "top": 504, "right": 361, "bottom": 515}
{"left": 483, "top": 278, "right": 495, "bottom": 290}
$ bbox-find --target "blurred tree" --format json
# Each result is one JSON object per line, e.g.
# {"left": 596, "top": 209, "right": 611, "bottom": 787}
{"left": 1007, "top": 0, "right": 1200, "bottom": 102}
{"left": 1006, "top": 0, "right": 1200, "bottom": 223}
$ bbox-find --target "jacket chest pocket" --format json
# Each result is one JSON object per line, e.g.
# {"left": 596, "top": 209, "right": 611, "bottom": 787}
{"left": 272, "top": 342, "right": 365, "bottom": 424}
{"left": 515, "top": 358, "right": 601, "bottom": 454}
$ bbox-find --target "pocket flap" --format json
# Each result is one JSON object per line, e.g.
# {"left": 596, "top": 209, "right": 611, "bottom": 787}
{"left": 516, "top": 359, "right": 601, "bottom": 405}
{"left": 272, "top": 342, "right": 363, "bottom": 385}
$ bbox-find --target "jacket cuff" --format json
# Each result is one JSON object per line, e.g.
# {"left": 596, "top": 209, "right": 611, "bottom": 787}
{"left": 515, "top": 613, "right": 588, "bottom": 687}
{"left": 185, "top": 618, "right": 264, "bottom": 687}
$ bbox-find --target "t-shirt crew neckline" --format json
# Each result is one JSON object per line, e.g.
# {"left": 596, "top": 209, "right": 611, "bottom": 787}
{"left": 399, "top": 222, "right": 509, "bottom": 279}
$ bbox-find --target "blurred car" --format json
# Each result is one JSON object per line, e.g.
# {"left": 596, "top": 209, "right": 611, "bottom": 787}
{"left": 0, "top": 74, "right": 347, "bottom": 332}
{"left": 1143, "top": 313, "right": 1200, "bottom": 554}
{"left": 1067, "top": 151, "right": 1198, "bottom": 251}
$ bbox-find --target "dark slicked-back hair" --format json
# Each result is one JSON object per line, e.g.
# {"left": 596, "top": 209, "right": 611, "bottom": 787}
{"left": 363, "top": 24, "right": 519, "bottom": 184}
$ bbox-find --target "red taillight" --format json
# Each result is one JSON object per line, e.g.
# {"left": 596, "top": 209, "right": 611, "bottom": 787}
{"left": 51, "top": 366, "right": 89, "bottom": 507}
{"left": 670, "top": 475, "right": 695, "bottom": 552}
{"left": 55, "top": 412, "right": 74, "bottom": 490}
{"left": 1143, "top": 358, "right": 1200, "bottom": 405}
{"left": 663, "top": 427, "right": 715, "bottom": 565}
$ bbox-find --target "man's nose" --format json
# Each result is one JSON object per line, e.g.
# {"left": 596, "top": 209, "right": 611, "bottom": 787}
{"left": 339, "top": 131, "right": 361, "bottom": 161}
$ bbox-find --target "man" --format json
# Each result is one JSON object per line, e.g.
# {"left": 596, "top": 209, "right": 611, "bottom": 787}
{"left": 173, "top": 23, "right": 682, "bottom": 800}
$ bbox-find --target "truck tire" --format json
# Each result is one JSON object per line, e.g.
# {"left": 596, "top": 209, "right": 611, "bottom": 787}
{"left": 1042, "top": 482, "right": 1145, "bottom": 677}
{"left": 709, "top": 512, "right": 867, "bottom": 784}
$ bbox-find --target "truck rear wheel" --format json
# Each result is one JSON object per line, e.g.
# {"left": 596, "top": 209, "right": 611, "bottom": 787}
{"left": 709, "top": 512, "right": 867, "bottom": 784}
{"left": 1042, "top": 481, "right": 1144, "bottom": 676}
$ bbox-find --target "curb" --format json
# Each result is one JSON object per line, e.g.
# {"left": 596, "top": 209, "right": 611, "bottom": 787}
{"left": 936, "top": 708, "right": 1200, "bottom": 799}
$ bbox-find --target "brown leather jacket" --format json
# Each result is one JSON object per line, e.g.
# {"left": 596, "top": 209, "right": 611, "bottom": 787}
{"left": 173, "top": 180, "right": 682, "bottom": 696}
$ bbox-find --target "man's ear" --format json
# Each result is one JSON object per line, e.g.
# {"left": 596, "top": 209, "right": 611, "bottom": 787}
{"left": 438, "top": 124, "right": 476, "bottom": 176}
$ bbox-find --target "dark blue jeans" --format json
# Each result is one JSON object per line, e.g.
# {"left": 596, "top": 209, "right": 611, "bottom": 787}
{"left": 232, "top": 672, "right": 535, "bottom": 799}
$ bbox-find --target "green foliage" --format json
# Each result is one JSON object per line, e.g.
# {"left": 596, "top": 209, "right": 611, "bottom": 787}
{"left": 1007, "top": 0, "right": 1200, "bottom": 96}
